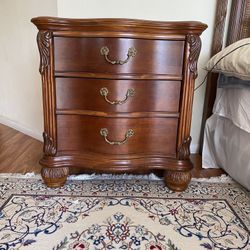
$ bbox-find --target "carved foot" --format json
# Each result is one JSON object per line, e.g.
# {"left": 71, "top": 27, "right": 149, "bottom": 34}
{"left": 164, "top": 170, "right": 191, "bottom": 192}
{"left": 41, "top": 167, "right": 69, "bottom": 188}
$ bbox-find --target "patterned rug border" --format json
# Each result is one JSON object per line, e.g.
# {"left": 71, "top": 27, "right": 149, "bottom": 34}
{"left": 0, "top": 177, "right": 249, "bottom": 229}
{"left": 1, "top": 193, "right": 249, "bottom": 232}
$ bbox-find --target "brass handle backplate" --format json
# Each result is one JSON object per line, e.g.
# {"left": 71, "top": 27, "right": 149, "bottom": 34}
{"left": 100, "top": 87, "right": 135, "bottom": 105}
{"left": 100, "top": 128, "right": 134, "bottom": 145}
{"left": 100, "top": 46, "right": 137, "bottom": 65}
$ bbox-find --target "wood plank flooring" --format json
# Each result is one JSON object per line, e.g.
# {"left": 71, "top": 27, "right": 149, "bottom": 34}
{"left": 0, "top": 123, "right": 224, "bottom": 177}
{"left": 0, "top": 124, "right": 42, "bottom": 173}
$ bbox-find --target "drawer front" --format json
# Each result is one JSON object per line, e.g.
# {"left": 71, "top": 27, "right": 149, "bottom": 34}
{"left": 57, "top": 115, "right": 178, "bottom": 156}
{"left": 54, "top": 37, "right": 184, "bottom": 75}
{"left": 56, "top": 78, "right": 181, "bottom": 113}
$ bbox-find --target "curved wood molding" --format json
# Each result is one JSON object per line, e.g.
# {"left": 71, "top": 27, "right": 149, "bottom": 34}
{"left": 31, "top": 17, "right": 207, "bottom": 35}
{"left": 39, "top": 153, "right": 193, "bottom": 172}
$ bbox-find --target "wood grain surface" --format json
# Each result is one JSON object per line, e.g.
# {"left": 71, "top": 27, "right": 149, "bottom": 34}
{"left": 54, "top": 37, "right": 184, "bottom": 76}
{"left": 56, "top": 78, "right": 181, "bottom": 113}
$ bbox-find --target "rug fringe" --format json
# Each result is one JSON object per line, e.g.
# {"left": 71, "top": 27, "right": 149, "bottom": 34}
{"left": 68, "top": 173, "right": 162, "bottom": 180}
{"left": 192, "top": 174, "right": 233, "bottom": 183}
{"left": 0, "top": 172, "right": 233, "bottom": 183}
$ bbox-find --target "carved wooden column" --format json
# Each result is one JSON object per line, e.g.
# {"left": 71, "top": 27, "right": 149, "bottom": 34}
{"left": 37, "top": 30, "right": 69, "bottom": 187}
{"left": 164, "top": 35, "right": 202, "bottom": 191}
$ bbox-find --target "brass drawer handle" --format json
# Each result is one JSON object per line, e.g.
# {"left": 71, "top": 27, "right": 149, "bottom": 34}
{"left": 100, "top": 87, "right": 135, "bottom": 105}
{"left": 100, "top": 46, "right": 137, "bottom": 65}
{"left": 100, "top": 128, "right": 134, "bottom": 145}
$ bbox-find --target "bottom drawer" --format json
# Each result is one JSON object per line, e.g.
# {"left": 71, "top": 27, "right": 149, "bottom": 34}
{"left": 57, "top": 115, "right": 178, "bottom": 156}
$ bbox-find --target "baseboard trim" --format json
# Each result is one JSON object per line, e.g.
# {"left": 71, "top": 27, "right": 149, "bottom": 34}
{"left": 0, "top": 116, "right": 43, "bottom": 142}
{"left": 190, "top": 143, "right": 199, "bottom": 154}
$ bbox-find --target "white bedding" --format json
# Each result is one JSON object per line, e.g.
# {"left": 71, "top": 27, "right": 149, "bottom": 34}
{"left": 213, "top": 87, "right": 250, "bottom": 133}
{"left": 202, "top": 114, "right": 250, "bottom": 190}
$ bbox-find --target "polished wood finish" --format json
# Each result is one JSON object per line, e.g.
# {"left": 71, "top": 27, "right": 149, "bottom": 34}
{"left": 0, "top": 124, "right": 225, "bottom": 177}
{"left": 56, "top": 78, "right": 181, "bottom": 113}
{"left": 54, "top": 37, "right": 185, "bottom": 76}
{"left": 31, "top": 17, "right": 207, "bottom": 191}
{"left": 57, "top": 115, "right": 178, "bottom": 156}
{"left": 201, "top": 0, "right": 250, "bottom": 152}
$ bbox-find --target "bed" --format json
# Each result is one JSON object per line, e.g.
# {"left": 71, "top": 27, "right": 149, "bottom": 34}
{"left": 201, "top": 0, "right": 250, "bottom": 190}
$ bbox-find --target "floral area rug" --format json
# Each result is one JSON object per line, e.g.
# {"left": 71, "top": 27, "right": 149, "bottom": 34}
{"left": 0, "top": 176, "right": 249, "bottom": 250}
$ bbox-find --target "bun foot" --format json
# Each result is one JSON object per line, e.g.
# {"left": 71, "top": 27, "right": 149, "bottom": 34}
{"left": 164, "top": 170, "right": 191, "bottom": 192}
{"left": 41, "top": 167, "right": 69, "bottom": 188}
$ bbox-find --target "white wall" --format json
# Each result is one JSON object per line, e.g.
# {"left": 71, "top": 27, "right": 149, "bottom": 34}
{"left": 57, "top": 0, "right": 217, "bottom": 152}
{"left": 0, "top": 0, "right": 57, "bottom": 140}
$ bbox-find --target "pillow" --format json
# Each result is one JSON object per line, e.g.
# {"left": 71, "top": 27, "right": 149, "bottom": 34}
{"left": 206, "top": 38, "right": 250, "bottom": 80}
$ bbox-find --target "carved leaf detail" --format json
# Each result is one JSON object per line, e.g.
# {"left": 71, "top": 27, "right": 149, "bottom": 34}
{"left": 43, "top": 132, "right": 56, "bottom": 156}
{"left": 37, "top": 31, "right": 52, "bottom": 74}
{"left": 187, "top": 34, "right": 202, "bottom": 79}
{"left": 178, "top": 136, "right": 191, "bottom": 160}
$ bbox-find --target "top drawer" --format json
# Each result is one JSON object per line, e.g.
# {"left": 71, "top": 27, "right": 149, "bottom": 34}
{"left": 54, "top": 37, "right": 184, "bottom": 76}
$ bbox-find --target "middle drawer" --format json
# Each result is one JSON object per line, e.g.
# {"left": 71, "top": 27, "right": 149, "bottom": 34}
{"left": 56, "top": 78, "right": 181, "bottom": 113}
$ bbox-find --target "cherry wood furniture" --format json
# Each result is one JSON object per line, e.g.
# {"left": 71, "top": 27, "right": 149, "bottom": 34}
{"left": 200, "top": 0, "right": 250, "bottom": 152}
{"left": 31, "top": 17, "right": 207, "bottom": 191}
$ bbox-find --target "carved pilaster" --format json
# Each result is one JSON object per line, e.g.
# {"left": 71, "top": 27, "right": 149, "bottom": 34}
{"left": 187, "top": 34, "right": 202, "bottom": 79}
{"left": 37, "top": 30, "right": 57, "bottom": 157}
{"left": 178, "top": 136, "right": 191, "bottom": 160}
{"left": 177, "top": 35, "right": 202, "bottom": 152}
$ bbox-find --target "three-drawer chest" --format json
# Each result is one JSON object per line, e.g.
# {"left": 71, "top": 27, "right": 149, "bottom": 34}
{"left": 32, "top": 17, "right": 207, "bottom": 191}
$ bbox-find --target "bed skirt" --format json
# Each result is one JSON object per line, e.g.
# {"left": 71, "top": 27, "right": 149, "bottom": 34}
{"left": 202, "top": 114, "right": 250, "bottom": 190}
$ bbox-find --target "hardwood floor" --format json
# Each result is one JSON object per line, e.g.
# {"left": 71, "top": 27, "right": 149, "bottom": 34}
{"left": 190, "top": 154, "right": 225, "bottom": 178}
{"left": 0, "top": 124, "right": 42, "bottom": 174}
{"left": 0, "top": 123, "right": 224, "bottom": 177}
